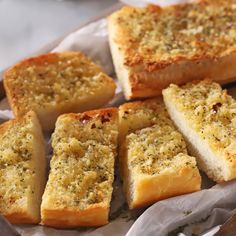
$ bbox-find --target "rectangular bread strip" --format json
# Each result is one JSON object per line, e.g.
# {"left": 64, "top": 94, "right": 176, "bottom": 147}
{"left": 163, "top": 80, "right": 236, "bottom": 183}
{"left": 41, "top": 108, "right": 118, "bottom": 228}
{"left": 119, "top": 99, "right": 201, "bottom": 209}
{"left": 0, "top": 111, "right": 46, "bottom": 224}
{"left": 108, "top": 1, "right": 236, "bottom": 100}
{"left": 4, "top": 52, "right": 116, "bottom": 131}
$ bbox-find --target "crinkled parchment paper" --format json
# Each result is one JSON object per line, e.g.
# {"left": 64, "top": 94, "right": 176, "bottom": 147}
{"left": 1, "top": 1, "right": 236, "bottom": 235}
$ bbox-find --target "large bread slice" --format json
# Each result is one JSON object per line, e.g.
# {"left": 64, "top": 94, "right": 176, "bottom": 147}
{"left": 0, "top": 111, "right": 46, "bottom": 224}
{"left": 163, "top": 80, "right": 236, "bottom": 183}
{"left": 119, "top": 99, "right": 201, "bottom": 209}
{"left": 41, "top": 108, "right": 118, "bottom": 228}
{"left": 4, "top": 51, "right": 116, "bottom": 131}
{"left": 108, "top": 1, "right": 236, "bottom": 100}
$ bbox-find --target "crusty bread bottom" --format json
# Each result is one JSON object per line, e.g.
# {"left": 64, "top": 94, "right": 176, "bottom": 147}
{"left": 41, "top": 206, "right": 108, "bottom": 228}
{"left": 163, "top": 97, "right": 232, "bottom": 183}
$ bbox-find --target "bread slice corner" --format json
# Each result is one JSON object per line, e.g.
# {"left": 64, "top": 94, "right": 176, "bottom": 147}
{"left": 118, "top": 99, "right": 201, "bottom": 209}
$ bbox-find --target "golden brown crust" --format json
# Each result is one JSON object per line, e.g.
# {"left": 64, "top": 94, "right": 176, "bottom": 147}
{"left": 129, "top": 164, "right": 201, "bottom": 209}
{"left": 41, "top": 204, "right": 108, "bottom": 228}
{"left": 109, "top": 0, "right": 236, "bottom": 99}
{"left": 60, "top": 107, "right": 118, "bottom": 123}
{"left": 4, "top": 51, "right": 116, "bottom": 130}
{"left": 41, "top": 107, "right": 118, "bottom": 228}
{"left": 4, "top": 211, "right": 39, "bottom": 225}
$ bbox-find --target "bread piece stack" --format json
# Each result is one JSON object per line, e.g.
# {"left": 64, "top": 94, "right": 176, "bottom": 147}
{"left": 108, "top": 0, "right": 236, "bottom": 99}
{"left": 0, "top": 111, "right": 46, "bottom": 224}
{"left": 119, "top": 99, "right": 201, "bottom": 209}
{"left": 41, "top": 108, "right": 118, "bottom": 228}
{"left": 163, "top": 80, "right": 236, "bottom": 183}
{"left": 4, "top": 52, "right": 116, "bottom": 131}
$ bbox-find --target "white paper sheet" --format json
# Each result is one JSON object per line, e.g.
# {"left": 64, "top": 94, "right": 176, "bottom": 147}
{"left": 1, "top": 0, "right": 236, "bottom": 235}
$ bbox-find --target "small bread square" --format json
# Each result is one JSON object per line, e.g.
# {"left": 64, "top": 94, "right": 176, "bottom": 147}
{"left": 163, "top": 80, "right": 236, "bottom": 183}
{"left": 119, "top": 99, "right": 201, "bottom": 209}
{"left": 0, "top": 111, "right": 46, "bottom": 224}
{"left": 3, "top": 51, "right": 116, "bottom": 130}
{"left": 108, "top": 1, "right": 236, "bottom": 100}
{"left": 41, "top": 108, "right": 118, "bottom": 228}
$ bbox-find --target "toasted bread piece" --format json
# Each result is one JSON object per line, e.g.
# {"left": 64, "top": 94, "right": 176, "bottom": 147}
{"left": 163, "top": 80, "right": 236, "bottom": 183}
{"left": 108, "top": 1, "right": 236, "bottom": 100}
{"left": 4, "top": 52, "right": 116, "bottom": 131}
{"left": 119, "top": 99, "right": 201, "bottom": 209}
{"left": 41, "top": 108, "right": 118, "bottom": 228}
{"left": 0, "top": 111, "right": 46, "bottom": 224}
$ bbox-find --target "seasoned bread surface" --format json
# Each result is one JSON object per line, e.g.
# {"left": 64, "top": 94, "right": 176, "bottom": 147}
{"left": 109, "top": 0, "right": 236, "bottom": 99}
{"left": 119, "top": 99, "right": 201, "bottom": 209}
{"left": 4, "top": 52, "right": 116, "bottom": 130}
{"left": 163, "top": 80, "right": 236, "bottom": 182}
{"left": 0, "top": 111, "right": 46, "bottom": 224}
{"left": 41, "top": 108, "right": 118, "bottom": 228}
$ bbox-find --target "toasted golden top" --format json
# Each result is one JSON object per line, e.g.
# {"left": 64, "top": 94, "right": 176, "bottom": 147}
{"left": 119, "top": 99, "right": 197, "bottom": 175}
{"left": 163, "top": 80, "right": 236, "bottom": 162}
{"left": 0, "top": 112, "right": 37, "bottom": 213}
{"left": 43, "top": 108, "right": 118, "bottom": 209}
{"left": 110, "top": 0, "right": 236, "bottom": 71}
{"left": 126, "top": 124, "right": 193, "bottom": 175}
{"left": 4, "top": 52, "right": 115, "bottom": 115}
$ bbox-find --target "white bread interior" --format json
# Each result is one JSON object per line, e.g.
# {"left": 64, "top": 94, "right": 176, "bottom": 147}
{"left": 163, "top": 81, "right": 236, "bottom": 183}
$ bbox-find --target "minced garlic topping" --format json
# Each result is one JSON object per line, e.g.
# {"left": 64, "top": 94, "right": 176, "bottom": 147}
{"left": 164, "top": 80, "right": 236, "bottom": 161}
{"left": 0, "top": 114, "right": 35, "bottom": 213}
{"left": 120, "top": 99, "right": 197, "bottom": 175}
{"left": 126, "top": 124, "right": 193, "bottom": 175}
{"left": 5, "top": 52, "right": 114, "bottom": 112}
{"left": 113, "top": 0, "right": 236, "bottom": 70}
{"left": 44, "top": 110, "right": 118, "bottom": 209}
